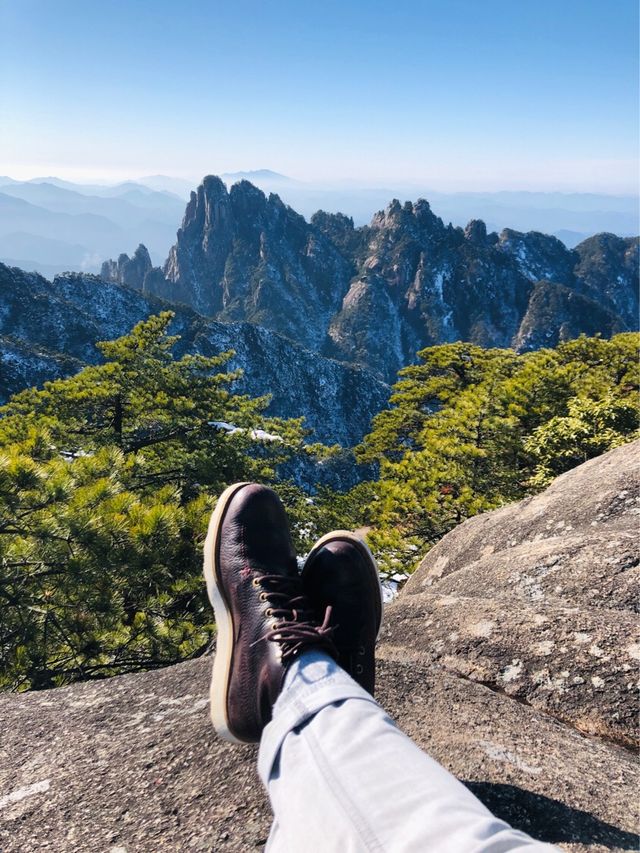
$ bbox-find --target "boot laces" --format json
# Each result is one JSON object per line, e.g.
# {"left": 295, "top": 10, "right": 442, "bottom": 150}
{"left": 252, "top": 574, "right": 336, "bottom": 663}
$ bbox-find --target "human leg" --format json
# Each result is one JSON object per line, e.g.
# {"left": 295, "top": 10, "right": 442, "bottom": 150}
{"left": 259, "top": 651, "right": 559, "bottom": 853}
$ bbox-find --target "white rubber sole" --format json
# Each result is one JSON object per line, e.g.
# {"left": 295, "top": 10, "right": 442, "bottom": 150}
{"left": 302, "top": 530, "right": 384, "bottom": 639}
{"left": 203, "top": 481, "right": 253, "bottom": 744}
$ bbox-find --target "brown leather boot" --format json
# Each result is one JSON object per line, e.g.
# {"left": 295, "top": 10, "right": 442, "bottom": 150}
{"left": 301, "top": 531, "right": 382, "bottom": 696}
{"left": 203, "top": 482, "right": 335, "bottom": 744}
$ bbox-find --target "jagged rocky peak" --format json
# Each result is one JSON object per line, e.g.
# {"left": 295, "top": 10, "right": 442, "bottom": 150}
{"left": 412, "top": 197, "right": 443, "bottom": 231}
{"left": 361, "top": 199, "right": 446, "bottom": 283}
{"left": 99, "top": 179, "right": 638, "bottom": 385}
{"left": 101, "top": 244, "right": 152, "bottom": 291}
{"left": 371, "top": 197, "right": 444, "bottom": 237}
{"left": 463, "top": 218, "right": 488, "bottom": 245}
{"left": 498, "top": 228, "right": 576, "bottom": 286}
{"left": 327, "top": 201, "right": 529, "bottom": 379}
{"left": 574, "top": 233, "right": 639, "bottom": 327}
{"left": 228, "top": 178, "right": 268, "bottom": 217}
{"left": 160, "top": 176, "right": 235, "bottom": 316}
{"left": 326, "top": 200, "right": 637, "bottom": 380}
{"left": 154, "top": 175, "right": 354, "bottom": 350}
{"left": 189, "top": 174, "right": 232, "bottom": 228}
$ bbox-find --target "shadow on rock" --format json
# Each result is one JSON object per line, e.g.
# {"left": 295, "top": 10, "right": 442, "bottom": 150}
{"left": 466, "top": 782, "right": 639, "bottom": 850}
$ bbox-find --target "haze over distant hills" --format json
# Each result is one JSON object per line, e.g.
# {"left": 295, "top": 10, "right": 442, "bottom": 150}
{"left": 0, "top": 177, "right": 185, "bottom": 275}
{"left": 0, "top": 172, "right": 637, "bottom": 277}
{"left": 215, "top": 172, "right": 640, "bottom": 245}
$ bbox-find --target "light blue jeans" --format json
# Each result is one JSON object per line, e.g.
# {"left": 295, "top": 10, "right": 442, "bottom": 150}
{"left": 258, "top": 651, "right": 559, "bottom": 852}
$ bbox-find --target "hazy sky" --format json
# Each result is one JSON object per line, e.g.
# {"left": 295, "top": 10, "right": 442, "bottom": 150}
{"left": 1, "top": 0, "right": 638, "bottom": 192}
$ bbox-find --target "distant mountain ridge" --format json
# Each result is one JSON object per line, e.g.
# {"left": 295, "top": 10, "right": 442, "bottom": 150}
{"left": 2, "top": 173, "right": 638, "bottom": 278}
{"left": 221, "top": 169, "right": 291, "bottom": 183}
{"left": 101, "top": 176, "right": 639, "bottom": 382}
{"left": 0, "top": 178, "right": 186, "bottom": 275}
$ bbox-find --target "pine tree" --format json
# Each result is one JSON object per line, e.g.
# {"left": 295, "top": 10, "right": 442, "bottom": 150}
{"left": 0, "top": 313, "right": 307, "bottom": 689}
{"left": 354, "top": 334, "right": 639, "bottom": 574}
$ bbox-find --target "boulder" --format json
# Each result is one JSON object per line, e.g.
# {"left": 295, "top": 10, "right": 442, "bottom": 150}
{"left": 409, "top": 440, "right": 640, "bottom": 585}
{"left": 388, "top": 441, "right": 640, "bottom": 747}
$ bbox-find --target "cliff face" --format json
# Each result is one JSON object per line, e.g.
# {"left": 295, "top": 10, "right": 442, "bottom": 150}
{"left": 109, "top": 178, "right": 638, "bottom": 383}
{"left": 512, "top": 280, "right": 626, "bottom": 352}
{"left": 160, "top": 177, "right": 354, "bottom": 351}
{"left": 0, "top": 263, "right": 388, "bottom": 449}
{"left": 100, "top": 244, "right": 152, "bottom": 292}
{"left": 323, "top": 201, "right": 535, "bottom": 378}
{"left": 573, "top": 233, "right": 639, "bottom": 328}
{"left": 0, "top": 444, "right": 638, "bottom": 852}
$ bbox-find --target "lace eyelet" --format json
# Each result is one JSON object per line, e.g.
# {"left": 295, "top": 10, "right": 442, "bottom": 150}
{"left": 259, "top": 593, "right": 268, "bottom": 601}
{"left": 358, "top": 645, "right": 366, "bottom": 655}
{"left": 252, "top": 577, "right": 261, "bottom": 587}
{"left": 265, "top": 608, "right": 274, "bottom": 617}
{"left": 355, "top": 664, "right": 364, "bottom": 674}
{"left": 271, "top": 621, "right": 280, "bottom": 631}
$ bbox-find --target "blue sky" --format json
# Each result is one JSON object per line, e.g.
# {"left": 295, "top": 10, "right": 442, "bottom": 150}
{"left": 1, "top": 0, "right": 638, "bottom": 191}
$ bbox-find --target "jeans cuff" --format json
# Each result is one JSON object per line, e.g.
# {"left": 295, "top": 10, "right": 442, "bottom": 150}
{"left": 257, "top": 653, "right": 377, "bottom": 784}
